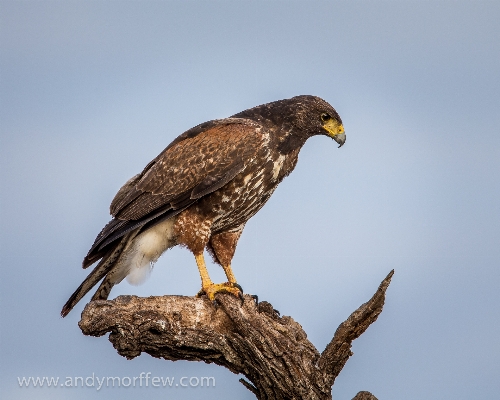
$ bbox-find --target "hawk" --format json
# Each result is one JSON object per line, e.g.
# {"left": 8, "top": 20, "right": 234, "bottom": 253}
{"left": 61, "top": 95, "right": 345, "bottom": 317}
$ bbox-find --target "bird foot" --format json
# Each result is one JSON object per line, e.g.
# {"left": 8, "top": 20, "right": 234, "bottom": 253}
{"left": 197, "top": 282, "right": 244, "bottom": 302}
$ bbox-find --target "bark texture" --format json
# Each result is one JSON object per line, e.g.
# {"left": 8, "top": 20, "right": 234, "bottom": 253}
{"left": 352, "top": 391, "right": 379, "bottom": 400}
{"left": 79, "top": 270, "right": 393, "bottom": 400}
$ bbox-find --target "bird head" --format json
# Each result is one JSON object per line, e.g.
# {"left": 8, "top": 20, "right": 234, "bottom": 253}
{"left": 288, "top": 95, "right": 345, "bottom": 148}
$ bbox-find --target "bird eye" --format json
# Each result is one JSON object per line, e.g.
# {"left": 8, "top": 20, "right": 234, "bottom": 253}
{"left": 321, "top": 113, "right": 331, "bottom": 122}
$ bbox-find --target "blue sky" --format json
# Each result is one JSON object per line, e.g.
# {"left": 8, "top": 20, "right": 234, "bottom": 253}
{"left": 1, "top": 1, "right": 499, "bottom": 399}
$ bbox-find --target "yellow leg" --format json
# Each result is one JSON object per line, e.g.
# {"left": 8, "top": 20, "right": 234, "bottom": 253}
{"left": 222, "top": 263, "right": 237, "bottom": 284}
{"left": 195, "top": 253, "right": 242, "bottom": 301}
{"left": 195, "top": 253, "right": 213, "bottom": 288}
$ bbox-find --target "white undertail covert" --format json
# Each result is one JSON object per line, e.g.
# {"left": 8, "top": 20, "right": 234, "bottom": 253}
{"left": 123, "top": 218, "right": 177, "bottom": 285}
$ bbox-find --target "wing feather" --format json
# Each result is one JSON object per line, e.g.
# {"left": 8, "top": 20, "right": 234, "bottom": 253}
{"left": 113, "top": 119, "right": 262, "bottom": 220}
{"left": 84, "top": 118, "right": 264, "bottom": 267}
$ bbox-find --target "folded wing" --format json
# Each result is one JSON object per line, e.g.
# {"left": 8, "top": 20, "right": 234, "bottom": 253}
{"left": 83, "top": 118, "right": 264, "bottom": 268}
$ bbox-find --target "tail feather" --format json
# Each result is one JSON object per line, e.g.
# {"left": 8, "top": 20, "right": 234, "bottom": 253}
{"left": 61, "top": 231, "right": 137, "bottom": 317}
{"left": 91, "top": 276, "right": 116, "bottom": 302}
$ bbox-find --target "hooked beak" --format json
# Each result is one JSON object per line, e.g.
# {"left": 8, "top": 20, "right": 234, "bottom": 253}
{"left": 333, "top": 132, "right": 346, "bottom": 148}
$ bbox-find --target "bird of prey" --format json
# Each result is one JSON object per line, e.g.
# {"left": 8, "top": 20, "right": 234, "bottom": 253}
{"left": 61, "top": 95, "right": 345, "bottom": 317}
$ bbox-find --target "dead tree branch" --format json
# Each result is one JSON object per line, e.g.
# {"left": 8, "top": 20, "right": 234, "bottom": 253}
{"left": 79, "top": 270, "right": 393, "bottom": 399}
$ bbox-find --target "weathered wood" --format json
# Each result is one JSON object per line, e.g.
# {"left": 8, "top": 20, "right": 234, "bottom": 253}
{"left": 79, "top": 270, "right": 393, "bottom": 399}
{"left": 352, "top": 391, "right": 378, "bottom": 400}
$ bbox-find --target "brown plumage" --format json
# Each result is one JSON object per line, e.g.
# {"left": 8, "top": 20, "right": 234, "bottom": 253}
{"left": 61, "top": 95, "right": 345, "bottom": 317}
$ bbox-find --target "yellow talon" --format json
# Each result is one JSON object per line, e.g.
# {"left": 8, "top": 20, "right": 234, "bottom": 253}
{"left": 194, "top": 253, "right": 242, "bottom": 301}
{"left": 197, "top": 282, "right": 242, "bottom": 301}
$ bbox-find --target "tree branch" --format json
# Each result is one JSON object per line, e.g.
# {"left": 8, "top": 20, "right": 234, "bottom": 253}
{"left": 79, "top": 270, "right": 393, "bottom": 399}
{"left": 318, "top": 270, "right": 394, "bottom": 386}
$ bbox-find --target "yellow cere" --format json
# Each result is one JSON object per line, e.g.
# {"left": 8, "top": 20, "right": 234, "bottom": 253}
{"left": 323, "top": 119, "right": 345, "bottom": 137}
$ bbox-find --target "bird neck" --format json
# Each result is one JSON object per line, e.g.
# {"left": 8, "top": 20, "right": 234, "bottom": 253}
{"left": 276, "top": 128, "right": 309, "bottom": 155}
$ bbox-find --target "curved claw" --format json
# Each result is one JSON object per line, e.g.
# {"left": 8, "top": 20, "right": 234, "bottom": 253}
{"left": 251, "top": 294, "right": 259, "bottom": 305}
{"left": 198, "top": 282, "right": 243, "bottom": 303}
{"left": 232, "top": 282, "right": 244, "bottom": 293}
